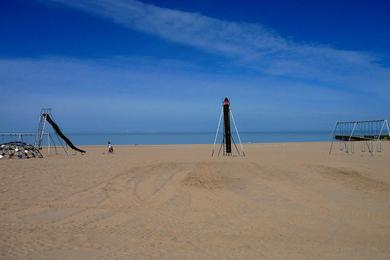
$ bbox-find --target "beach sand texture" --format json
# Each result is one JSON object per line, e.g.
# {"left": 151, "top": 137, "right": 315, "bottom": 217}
{"left": 1, "top": 142, "right": 389, "bottom": 259}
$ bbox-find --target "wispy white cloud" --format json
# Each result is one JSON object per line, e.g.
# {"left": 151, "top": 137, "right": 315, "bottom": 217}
{"left": 45, "top": 0, "right": 390, "bottom": 94}
{"left": 1, "top": 57, "right": 386, "bottom": 132}
{"left": 2, "top": 1, "right": 389, "bottom": 131}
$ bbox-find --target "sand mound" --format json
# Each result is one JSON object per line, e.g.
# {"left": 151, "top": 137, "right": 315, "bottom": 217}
{"left": 318, "top": 166, "right": 390, "bottom": 193}
{"left": 182, "top": 169, "right": 224, "bottom": 190}
{"left": 182, "top": 162, "right": 249, "bottom": 190}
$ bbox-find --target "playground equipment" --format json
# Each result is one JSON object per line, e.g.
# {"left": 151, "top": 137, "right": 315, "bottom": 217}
{"left": 35, "top": 108, "right": 85, "bottom": 154}
{"left": 0, "top": 109, "right": 85, "bottom": 159}
{"left": 0, "top": 142, "right": 43, "bottom": 159}
{"left": 329, "top": 119, "right": 390, "bottom": 155}
{"left": 212, "top": 98, "right": 245, "bottom": 156}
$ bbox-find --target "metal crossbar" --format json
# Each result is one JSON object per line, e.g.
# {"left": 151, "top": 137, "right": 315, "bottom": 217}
{"left": 329, "top": 119, "right": 390, "bottom": 155}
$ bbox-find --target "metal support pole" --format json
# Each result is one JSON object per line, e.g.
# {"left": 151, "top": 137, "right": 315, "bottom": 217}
{"left": 231, "top": 134, "right": 241, "bottom": 156}
{"left": 55, "top": 132, "right": 68, "bottom": 155}
{"left": 329, "top": 122, "right": 338, "bottom": 155}
{"left": 49, "top": 133, "right": 58, "bottom": 154}
{"left": 218, "top": 131, "right": 225, "bottom": 156}
{"left": 373, "top": 121, "right": 385, "bottom": 155}
{"left": 347, "top": 121, "right": 357, "bottom": 154}
{"left": 230, "top": 109, "right": 245, "bottom": 156}
{"left": 212, "top": 106, "right": 223, "bottom": 156}
{"left": 47, "top": 133, "right": 50, "bottom": 155}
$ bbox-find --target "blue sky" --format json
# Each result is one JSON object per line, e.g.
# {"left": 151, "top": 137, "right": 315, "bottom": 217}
{"left": 1, "top": 0, "right": 389, "bottom": 132}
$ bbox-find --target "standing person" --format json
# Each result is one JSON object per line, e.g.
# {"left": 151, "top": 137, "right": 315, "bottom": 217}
{"left": 108, "top": 141, "right": 114, "bottom": 153}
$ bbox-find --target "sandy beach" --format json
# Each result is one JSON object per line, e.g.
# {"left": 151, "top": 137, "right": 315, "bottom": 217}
{"left": 0, "top": 142, "right": 389, "bottom": 259}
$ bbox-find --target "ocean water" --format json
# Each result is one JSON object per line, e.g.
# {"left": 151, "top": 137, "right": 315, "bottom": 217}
{"left": 1, "top": 131, "right": 331, "bottom": 146}
{"left": 66, "top": 131, "right": 331, "bottom": 145}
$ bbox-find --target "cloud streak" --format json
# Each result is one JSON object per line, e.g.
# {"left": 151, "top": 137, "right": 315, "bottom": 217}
{"left": 46, "top": 0, "right": 390, "bottom": 94}
{"left": 1, "top": 57, "right": 386, "bottom": 132}
{"left": 2, "top": 1, "right": 389, "bottom": 132}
